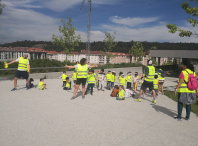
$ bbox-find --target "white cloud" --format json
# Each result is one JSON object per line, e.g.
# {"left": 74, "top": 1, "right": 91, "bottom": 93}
{"left": 109, "top": 16, "right": 159, "bottom": 27}
{"left": 3, "top": 0, "right": 42, "bottom": 8}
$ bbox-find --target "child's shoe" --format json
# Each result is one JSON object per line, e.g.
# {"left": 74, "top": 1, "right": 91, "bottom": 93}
{"left": 134, "top": 98, "right": 141, "bottom": 102}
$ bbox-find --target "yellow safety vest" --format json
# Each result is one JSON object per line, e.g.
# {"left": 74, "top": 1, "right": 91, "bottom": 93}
{"left": 66, "top": 80, "right": 71, "bottom": 88}
{"left": 111, "top": 74, "right": 116, "bottom": 82}
{"left": 38, "top": 82, "right": 44, "bottom": 90}
{"left": 177, "top": 69, "right": 196, "bottom": 93}
{"left": 153, "top": 79, "right": 158, "bottom": 89}
{"left": 126, "top": 75, "right": 132, "bottom": 82}
{"left": 72, "top": 72, "right": 77, "bottom": 81}
{"left": 18, "top": 57, "right": 28, "bottom": 71}
{"left": 77, "top": 64, "right": 88, "bottom": 78}
{"left": 62, "top": 74, "right": 67, "bottom": 81}
{"left": 106, "top": 73, "right": 111, "bottom": 81}
{"left": 144, "top": 65, "right": 155, "bottom": 82}
{"left": 158, "top": 69, "right": 165, "bottom": 81}
{"left": 119, "top": 77, "right": 126, "bottom": 86}
{"left": 119, "top": 89, "right": 125, "bottom": 98}
{"left": 87, "top": 74, "right": 95, "bottom": 84}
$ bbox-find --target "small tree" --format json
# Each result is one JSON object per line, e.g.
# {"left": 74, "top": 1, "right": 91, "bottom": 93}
{"left": 103, "top": 31, "right": 117, "bottom": 64}
{"left": 166, "top": 0, "right": 198, "bottom": 37}
{"left": 0, "top": 0, "right": 5, "bottom": 15}
{"left": 129, "top": 42, "right": 144, "bottom": 63}
{"left": 52, "top": 17, "right": 81, "bottom": 61}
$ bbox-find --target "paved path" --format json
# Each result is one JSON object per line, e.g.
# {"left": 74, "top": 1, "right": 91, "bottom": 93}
{"left": 0, "top": 78, "right": 198, "bottom": 146}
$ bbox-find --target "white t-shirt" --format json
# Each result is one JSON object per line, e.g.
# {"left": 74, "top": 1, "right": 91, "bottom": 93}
{"left": 16, "top": 58, "right": 29, "bottom": 71}
{"left": 125, "top": 89, "right": 133, "bottom": 98}
{"left": 98, "top": 73, "right": 105, "bottom": 81}
{"left": 74, "top": 64, "right": 90, "bottom": 68}
{"left": 133, "top": 77, "right": 138, "bottom": 83}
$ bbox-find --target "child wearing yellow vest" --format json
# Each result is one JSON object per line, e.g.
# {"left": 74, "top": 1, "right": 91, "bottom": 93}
{"left": 111, "top": 71, "right": 116, "bottom": 89}
{"left": 126, "top": 72, "right": 132, "bottom": 88}
{"left": 106, "top": 71, "right": 112, "bottom": 90}
{"left": 59, "top": 71, "right": 72, "bottom": 87}
{"left": 38, "top": 78, "right": 46, "bottom": 90}
{"left": 152, "top": 74, "right": 159, "bottom": 103}
{"left": 85, "top": 70, "right": 95, "bottom": 95}
{"left": 63, "top": 77, "right": 71, "bottom": 90}
{"left": 116, "top": 85, "right": 125, "bottom": 100}
{"left": 119, "top": 74, "right": 127, "bottom": 87}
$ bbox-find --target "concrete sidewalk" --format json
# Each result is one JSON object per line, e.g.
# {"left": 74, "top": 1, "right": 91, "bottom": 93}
{"left": 0, "top": 78, "right": 198, "bottom": 146}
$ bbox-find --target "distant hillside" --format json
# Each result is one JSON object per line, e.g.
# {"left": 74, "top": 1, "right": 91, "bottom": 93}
{"left": 0, "top": 40, "right": 198, "bottom": 53}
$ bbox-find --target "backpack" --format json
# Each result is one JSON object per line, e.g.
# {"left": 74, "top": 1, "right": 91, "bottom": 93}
{"left": 184, "top": 70, "right": 197, "bottom": 90}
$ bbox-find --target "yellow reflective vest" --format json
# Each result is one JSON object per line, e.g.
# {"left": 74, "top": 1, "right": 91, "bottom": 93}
{"left": 66, "top": 80, "right": 71, "bottom": 88}
{"left": 158, "top": 69, "right": 165, "bottom": 81}
{"left": 62, "top": 74, "right": 67, "bottom": 81}
{"left": 144, "top": 65, "right": 155, "bottom": 82}
{"left": 18, "top": 57, "right": 28, "bottom": 71}
{"left": 126, "top": 75, "right": 132, "bottom": 82}
{"left": 38, "top": 82, "right": 44, "bottom": 90}
{"left": 153, "top": 79, "right": 159, "bottom": 89}
{"left": 177, "top": 69, "right": 196, "bottom": 93}
{"left": 119, "top": 89, "right": 125, "bottom": 98}
{"left": 87, "top": 74, "right": 95, "bottom": 84}
{"left": 106, "top": 73, "right": 111, "bottom": 81}
{"left": 119, "top": 77, "right": 127, "bottom": 86}
{"left": 77, "top": 64, "right": 88, "bottom": 78}
{"left": 111, "top": 74, "right": 116, "bottom": 82}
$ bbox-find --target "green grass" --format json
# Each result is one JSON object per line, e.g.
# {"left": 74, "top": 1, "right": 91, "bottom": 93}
{"left": 164, "top": 90, "right": 198, "bottom": 117}
{"left": 0, "top": 74, "right": 15, "bottom": 77}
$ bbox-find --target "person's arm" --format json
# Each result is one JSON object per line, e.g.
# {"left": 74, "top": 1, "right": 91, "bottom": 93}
{"left": 27, "top": 64, "right": 30, "bottom": 74}
{"left": 64, "top": 65, "right": 75, "bottom": 69}
{"left": 67, "top": 74, "right": 72, "bottom": 76}
{"left": 145, "top": 67, "right": 149, "bottom": 78}
{"left": 89, "top": 64, "right": 98, "bottom": 68}
{"left": 174, "top": 78, "right": 184, "bottom": 96}
{"left": 7, "top": 60, "right": 17, "bottom": 65}
{"left": 58, "top": 75, "right": 62, "bottom": 79}
{"left": 155, "top": 67, "right": 170, "bottom": 75}
{"left": 196, "top": 86, "right": 198, "bottom": 96}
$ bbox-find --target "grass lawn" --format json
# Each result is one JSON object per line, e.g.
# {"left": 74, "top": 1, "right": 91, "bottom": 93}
{"left": 164, "top": 90, "right": 198, "bottom": 117}
{"left": 0, "top": 74, "right": 15, "bottom": 77}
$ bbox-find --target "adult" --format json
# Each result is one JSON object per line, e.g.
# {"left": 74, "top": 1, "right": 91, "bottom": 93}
{"left": 158, "top": 69, "right": 165, "bottom": 95}
{"left": 7, "top": 53, "right": 30, "bottom": 91}
{"left": 135, "top": 60, "right": 170, "bottom": 103}
{"left": 174, "top": 61, "right": 197, "bottom": 121}
{"left": 65, "top": 58, "right": 98, "bottom": 99}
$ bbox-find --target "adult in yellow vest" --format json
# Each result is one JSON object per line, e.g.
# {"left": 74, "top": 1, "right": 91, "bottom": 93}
{"left": 135, "top": 60, "right": 170, "bottom": 103}
{"left": 65, "top": 58, "right": 98, "bottom": 100}
{"left": 158, "top": 69, "right": 165, "bottom": 95}
{"left": 7, "top": 53, "right": 31, "bottom": 91}
{"left": 174, "top": 61, "right": 197, "bottom": 121}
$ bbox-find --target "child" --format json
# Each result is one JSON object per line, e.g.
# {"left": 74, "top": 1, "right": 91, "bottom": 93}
{"left": 63, "top": 77, "right": 71, "bottom": 90}
{"left": 38, "top": 78, "right": 46, "bottom": 90}
{"left": 98, "top": 69, "right": 105, "bottom": 91}
{"left": 72, "top": 69, "right": 77, "bottom": 87}
{"left": 106, "top": 71, "right": 112, "bottom": 90}
{"left": 110, "top": 85, "right": 119, "bottom": 97}
{"left": 153, "top": 73, "right": 159, "bottom": 97}
{"left": 126, "top": 72, "right": 132, "bottom": 88}
{"left": 26, "top": 78, "right": 34, "bottom": 88}
{"left": 116, "top": 85, "right": 125, "bottom": 100}
{"left": 119, "top": 74, "right": 127, "bottom": 87}
{"left": 133, "top": 72, "right": 139, "bottom": 92}
{"left": 125, "top": 87, "right": 135, "bottom": 98}
{"left": 111, "top": 71, "right": 116, "bottom": 89}
{"left": 118, "top": 71, "right": 123, "bottom": 80}
{"left": 85, "top": 70, "right": 95, "bottom": 95}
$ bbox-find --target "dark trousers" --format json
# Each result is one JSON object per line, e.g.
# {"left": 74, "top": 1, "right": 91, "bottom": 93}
{"left": 107, "top": 81, "right": 111, "bottom": 90}
{"left": 63, "top": 81, "right": 66, "bottom": 86}
{"left": 178, "top": 93, "right": 191, "bottom": 118}
{"left": 127, "top": 82, "right": 131, "bottom": 88}
{"left": 111, "top": 82, "right": 114, "bottom": 89}
{"left": 85, "top": 84, "right": 94, "bottom": 95}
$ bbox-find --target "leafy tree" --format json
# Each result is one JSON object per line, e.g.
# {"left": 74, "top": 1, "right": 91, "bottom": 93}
{"left": 129, "top": 42, "right": 144, "bottom": 63}
{"left": 0, "top": 0, "right": 5, "bottom": 15}
{"left": 52, "top": 17, "right": 81, "bottom": 61}
{"left": 103, "top": 31, "right": 117, "bottom": 63}
{"left": 166, "top": 0, "right": 198, "bottom": 37}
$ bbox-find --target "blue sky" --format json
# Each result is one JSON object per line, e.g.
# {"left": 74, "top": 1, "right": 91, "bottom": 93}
{"left": 0, "top": 0, "right": 198, "bottom": 44}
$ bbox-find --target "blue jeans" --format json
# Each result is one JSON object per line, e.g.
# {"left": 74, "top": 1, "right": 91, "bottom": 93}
{"left": 111, "top": 82, "right": 114, "bottom": 89}
{"left": 178, "top": 93, "right": 191, "bottom": 118}
{"left": 85, "top": 84, "right": 94, "bottom": 95}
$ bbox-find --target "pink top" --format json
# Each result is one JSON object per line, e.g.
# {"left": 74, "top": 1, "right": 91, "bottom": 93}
{"left": 179, "top": 72, "right": 184, "bottom": 79}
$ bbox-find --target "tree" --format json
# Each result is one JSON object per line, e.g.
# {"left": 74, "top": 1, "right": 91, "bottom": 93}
{"left": 103, "top": 31, "right": 117, "bottom": 64}
{"left": 166, "top": 0, "right": 198, "bottom": 37}
{"left": 129, "top": 42, "right": 144, "bottom": 63}
{"left": 0, "top": 0, "right": 5, "bottom": 15}
{"left": 52, "top": 17, "right": 81, "bottom": 61}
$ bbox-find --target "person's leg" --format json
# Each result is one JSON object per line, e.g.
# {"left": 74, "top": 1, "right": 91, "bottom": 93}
{"left": 14, "top": 77, "right": 18, "bottom": 88}
{"left": 155, "top": 89, "right": 158, "bottom": 96}
{"left": 90, "top": 84, "right": 94, "bottom": 95}
{"left": 186, "top": 104, "right": 191, "bottom": 119}
{"left": 101, "top": 80, "right": 104, "bottom": 91}
{"left": 152, "top": 90, "right": 156, "bottom": 99}
{"left": 73, "top": 84, "right": 80, "bottom": 97}
{"left": 161, "top": 84, "right": 164, "bottom": 94}
{"left": 26, "top": 79, "right": 29, "bottom": 88}
{"left": 82, "top": 85, "right": 86, "bottom": 96}
{"left": 177, "top": 93, "right": 183, "bottom": 118}
{"left": 85, "top": 84, "right": 90, "bottom": 95}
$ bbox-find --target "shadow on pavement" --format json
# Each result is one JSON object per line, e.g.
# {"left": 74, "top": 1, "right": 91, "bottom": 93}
{"left": 151, "top": 104, "right": 177, "bottom": 118}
